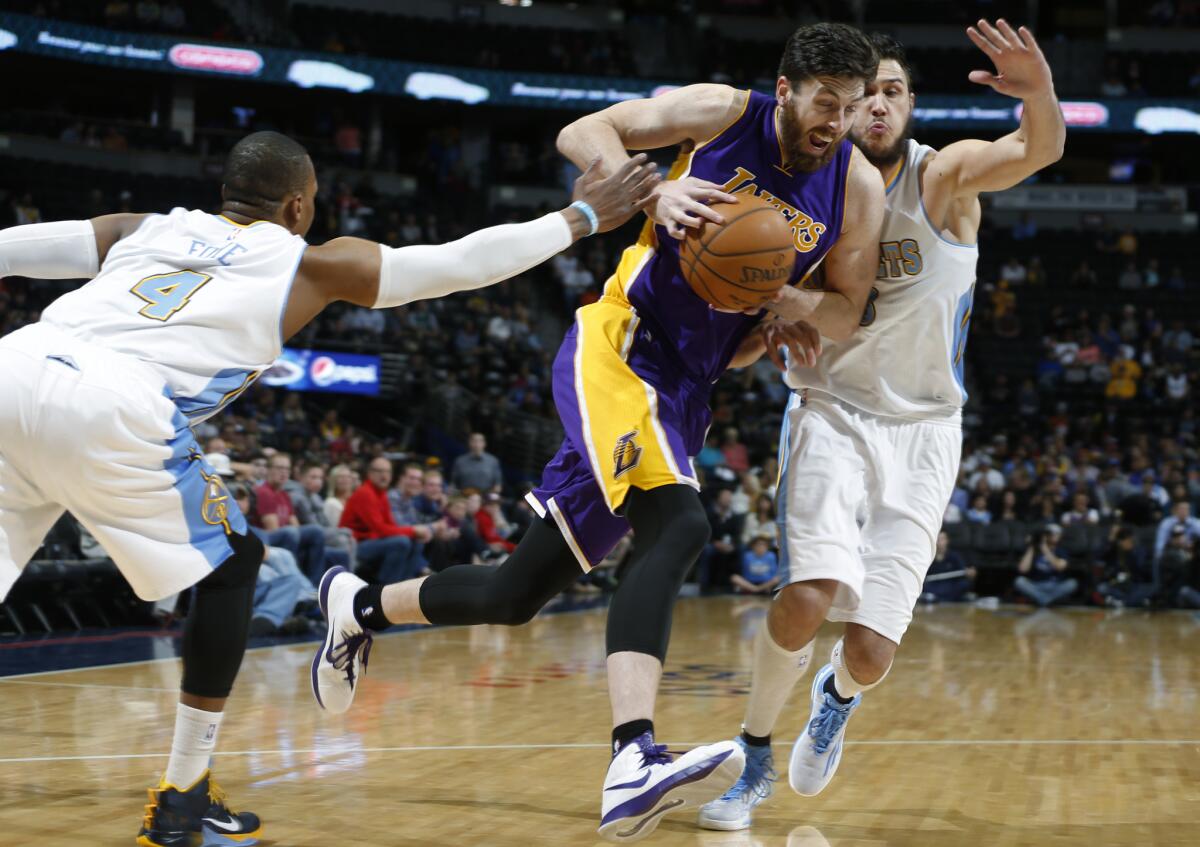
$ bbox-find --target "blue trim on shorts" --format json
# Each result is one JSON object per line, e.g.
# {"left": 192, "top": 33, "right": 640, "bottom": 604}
{"left": 171, "top": 368, "right": 259, "bottom": 422}
{"left": 162, "top": 400, "right": 247, "bottom": 569}
{"left": 775, "top": 392, "right": 798, "bottom": 582}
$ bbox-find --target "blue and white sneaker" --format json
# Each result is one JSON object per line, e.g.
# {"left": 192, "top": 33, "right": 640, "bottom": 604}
{"left": 788, "top": 664, "right": 860, "bottom": 796}
{"left": 697, "top": 736, "right": 776, "bottom": 830}
{"left": 311, "top": 566, "right": 373, "bottom": 714}
{"left": 599, "top": 732, "right": 744, "bottom": 843}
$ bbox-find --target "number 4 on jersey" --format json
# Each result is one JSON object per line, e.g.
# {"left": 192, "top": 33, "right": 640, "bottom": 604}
{"left": 131, "top": 269, "right": 212, "bottom": 321}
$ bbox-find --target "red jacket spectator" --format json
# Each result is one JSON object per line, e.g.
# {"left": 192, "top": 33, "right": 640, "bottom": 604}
{"left": 340, "top": 480, "right": 416, "bottom": 542}
{"left": 475, "top": 506, "right": 515, "bottom": 552}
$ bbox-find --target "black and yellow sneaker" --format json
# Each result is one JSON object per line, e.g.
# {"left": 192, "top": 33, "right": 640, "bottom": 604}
{"left": 137, "top": 770, "right": 262, "bottom": 846}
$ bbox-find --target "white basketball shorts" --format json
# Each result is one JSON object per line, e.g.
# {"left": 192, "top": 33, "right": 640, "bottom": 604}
{"left": 0, "top": 323, "right": 248, "bottom": 602}
{"left": 776, "top": 390, "right": 961, "bottom": 643}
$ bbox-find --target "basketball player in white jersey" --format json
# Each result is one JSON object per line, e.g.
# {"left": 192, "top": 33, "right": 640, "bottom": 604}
{"left": 698, "top": 21, "right": 1065, "bottom": 829}
{"left": 0, "top": 131, "right": 656, "bottom": 846}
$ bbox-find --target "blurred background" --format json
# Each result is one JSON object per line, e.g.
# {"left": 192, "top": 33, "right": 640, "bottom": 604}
{"left": 0, "top": 0, "right": 1198, "bottom": 638}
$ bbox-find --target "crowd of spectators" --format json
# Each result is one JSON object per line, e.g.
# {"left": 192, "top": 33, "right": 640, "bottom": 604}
{"left": 147, "top": 431, "right": 535, "bottom": 636}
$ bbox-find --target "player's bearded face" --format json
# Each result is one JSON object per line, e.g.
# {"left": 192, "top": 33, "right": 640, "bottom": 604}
{"left": 850, "top": 61, "right": 915, "bottom": 168}
{"left": 778, "top": 76, "right": 863, "bottom": 173}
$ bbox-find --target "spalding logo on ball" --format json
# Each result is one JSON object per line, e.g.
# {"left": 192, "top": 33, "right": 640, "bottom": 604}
{"left": 679, "top": 194, "right": 794, "bottom": 312}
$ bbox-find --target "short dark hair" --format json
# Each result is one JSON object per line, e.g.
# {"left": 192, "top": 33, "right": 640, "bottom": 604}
{"left": 228, "top": 481, "right": 253, "bottom": 505}
{"left": 869, "top": 32, "right": 914, "bottom": 89}
{"left": 777, "top": 23, "right": 878, "bottom": 90}
{"left": 222, "top": 131, "right": 312, "bottom": 214}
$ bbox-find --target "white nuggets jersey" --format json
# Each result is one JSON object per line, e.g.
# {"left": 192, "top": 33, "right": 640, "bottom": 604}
{"left": 787, "top": 139, "right": 978, "bottom": 421}
{"left": 41, "top": 208, "right": 306, "bottom": 423}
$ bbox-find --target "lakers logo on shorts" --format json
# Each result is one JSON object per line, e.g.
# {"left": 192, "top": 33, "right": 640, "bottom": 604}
{"left": 613, "top": 430, "right": 643, "bottom": 479}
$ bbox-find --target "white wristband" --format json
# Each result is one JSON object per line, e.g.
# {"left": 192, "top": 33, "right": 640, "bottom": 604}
{"left": 569, "top": 200, "right": 599, "bottom": 236}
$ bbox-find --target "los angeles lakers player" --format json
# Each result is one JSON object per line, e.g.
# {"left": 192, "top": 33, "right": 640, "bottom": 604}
{"left": 0, "top": 131, "right": 656, "bottom": 846}
{"left": 698, "top": 21, "right": 1066, "bottom": 830}
{"left": 314, "top": 23, "right": 885, "bottom": 843}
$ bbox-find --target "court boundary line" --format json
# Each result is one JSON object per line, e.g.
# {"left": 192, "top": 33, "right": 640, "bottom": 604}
{"left": 0, "top": 678, "right": 177, "bottom": 692}
{"left": 1, "top": 738, "right": 1198, "bottom": 765}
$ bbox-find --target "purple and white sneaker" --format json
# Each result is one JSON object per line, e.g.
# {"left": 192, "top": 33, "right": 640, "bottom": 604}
{"left": 311, "top": 566, "right": 373, "bottom": 714}
{"left": 598, "top": 733, "right": 744, "bottom": 843}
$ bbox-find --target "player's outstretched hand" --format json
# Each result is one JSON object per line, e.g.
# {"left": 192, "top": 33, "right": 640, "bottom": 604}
{"left": 646, "top": 177, "right": 740, "bottom": 240}
{"left": 966, "top": 19, "right": 1053, "bottom": 101}
{"left": 572, "top": 154, "right": 662, "bottom": 233}
{"left": 760, "top": 317, "right": 821, "bottom": 371}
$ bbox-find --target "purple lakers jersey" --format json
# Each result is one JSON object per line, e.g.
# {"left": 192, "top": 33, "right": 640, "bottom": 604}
{"left": 602, "top": 89, "right": 853, "bottom": 385}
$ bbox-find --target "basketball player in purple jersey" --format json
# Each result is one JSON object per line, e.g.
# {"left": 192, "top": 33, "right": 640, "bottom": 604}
{"left": 314, "top": 23, "right": 885, "bottom": 841}
{"left": 699, "top": 22, "right": 1066, "bottom": 831}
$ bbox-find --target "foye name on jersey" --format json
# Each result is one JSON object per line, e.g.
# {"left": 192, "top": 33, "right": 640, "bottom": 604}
{"left": 717, "top": 166, "right": 828, "bottom": 254}
{"left": 188, "top": 239, "right": 249, "bottom": 266}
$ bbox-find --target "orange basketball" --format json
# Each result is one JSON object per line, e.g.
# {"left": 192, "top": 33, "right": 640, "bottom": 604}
{"left": 679, "top": 194, "right": 795, "bottom": 312}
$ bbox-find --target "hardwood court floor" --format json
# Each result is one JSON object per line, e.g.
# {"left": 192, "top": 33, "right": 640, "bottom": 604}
{"left": 1, "top": 598, "right": 1198, "bottom": 846}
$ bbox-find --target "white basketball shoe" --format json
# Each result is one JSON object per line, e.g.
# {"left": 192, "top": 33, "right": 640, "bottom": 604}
{"left": 788, "top": 664, "right": 861, "bottom": 796}
{"left": 311, "top": 566, "right": 374, "bottom": 714}
{"left": 697, "top": 735, "right": 776, "bottom": 830}
{"left": 599, "top": 732, "right": 744, "bottom": 842}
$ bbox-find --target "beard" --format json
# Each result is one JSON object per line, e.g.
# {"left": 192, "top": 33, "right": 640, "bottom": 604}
{"left": 778, "top": 104, "right": 841, "bottom": 173}
{"left": 852, "top": 112, "right": 913, "bottom": 169}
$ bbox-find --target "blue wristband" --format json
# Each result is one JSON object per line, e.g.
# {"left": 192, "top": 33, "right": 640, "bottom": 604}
{"left": 569, "top": 200, "right": 599, "bottom": 237}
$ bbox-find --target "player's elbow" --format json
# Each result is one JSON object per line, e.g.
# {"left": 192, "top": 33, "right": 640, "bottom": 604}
{"left": 1039, "top": 134, "right": 1066, "bottom": 168}
{"left": 1050, "top": 132, "right": 1066, "bottom": 164}
{"left": 555, "top": 124, "right": 574, "bottom": 157}
{"left": 556, "top": 119, "right": 588, "bottom": 158}
{"left": 1033, "top": 130, "right": 1066, "bottom": 169}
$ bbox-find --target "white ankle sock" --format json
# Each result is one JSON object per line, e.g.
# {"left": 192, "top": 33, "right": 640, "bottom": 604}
{"left": 742, "top": 623, "right": 815, "bottom": 738}
{"left": 829, "top": 637, "right": 889, "bottom": 699}
{"left": 163, "top": 703, "right": 223, "bottom": 789}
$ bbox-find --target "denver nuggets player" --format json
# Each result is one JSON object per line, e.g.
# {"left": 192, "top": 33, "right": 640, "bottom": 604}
{"left": 0, "top": 131, "right": 656, "bottom": 846}
{"left": 313, "top": 23, "right": 884, "bottom": 842}
{"left": 699, "top": 21, "right": 1066, "bottom": 830}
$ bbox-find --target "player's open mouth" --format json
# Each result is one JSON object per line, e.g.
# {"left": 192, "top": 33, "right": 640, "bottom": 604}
{"left": 807, "top": 132, "right": 832, "bottom": 153}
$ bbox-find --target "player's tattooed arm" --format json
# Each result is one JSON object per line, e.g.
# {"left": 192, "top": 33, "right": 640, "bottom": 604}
{"left": 923, "top": 20, "right": 1064, "bottom": 206}
{"left": 762, "top": 149, "right": 884, "bottom": 342}
{"left": 557, "top": 84, "right": 743, "bottom": 237}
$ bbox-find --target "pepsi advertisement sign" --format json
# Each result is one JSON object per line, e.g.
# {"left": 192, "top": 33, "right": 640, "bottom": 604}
{"left": 263, "top": 348, "right": 380, "bottom": 396}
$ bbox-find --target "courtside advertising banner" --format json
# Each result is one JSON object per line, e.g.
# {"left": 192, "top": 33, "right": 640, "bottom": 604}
{"left": 263, "top": 348, "right": 381, "bottom": 397}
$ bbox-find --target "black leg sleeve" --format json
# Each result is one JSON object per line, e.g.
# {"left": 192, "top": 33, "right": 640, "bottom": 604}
{"left": 180, "top": 530, "right": 263, "bottom": 699}
{"left": 606, "top": 485, "right": 711, "bottom": 661}
{"left": 418, "top": 517, "right": 582, "bottom": 626}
